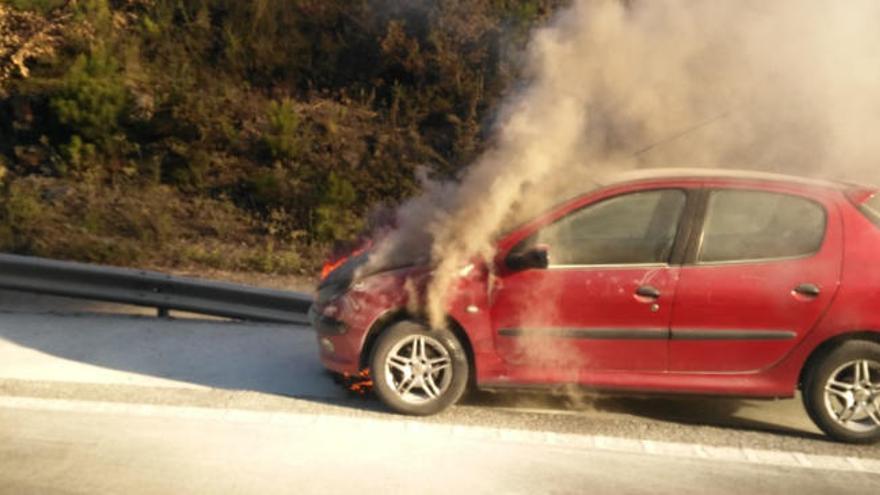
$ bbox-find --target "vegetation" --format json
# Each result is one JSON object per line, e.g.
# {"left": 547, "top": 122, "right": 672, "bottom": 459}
{"left": 0, "top": 0, "right": 565, "bottom": 275}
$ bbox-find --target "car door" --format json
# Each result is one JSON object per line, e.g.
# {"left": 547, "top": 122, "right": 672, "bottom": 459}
{"left": 489, "top": 186, "right": 692, "bottom": 380}
{"left": 668, "top": 185, "right": 842, "bottom": 372}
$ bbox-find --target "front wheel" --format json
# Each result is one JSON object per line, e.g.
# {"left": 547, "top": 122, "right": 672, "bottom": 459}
{"left": 802, "top": 340, "right": 880, "bottom": 444}
{"left": 369, "top": 321, "right": 469, "bottom": 416}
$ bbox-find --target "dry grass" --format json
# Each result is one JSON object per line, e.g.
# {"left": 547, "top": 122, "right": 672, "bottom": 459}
{"left": 0, "top": 176, "right": 322, "bottom": 277}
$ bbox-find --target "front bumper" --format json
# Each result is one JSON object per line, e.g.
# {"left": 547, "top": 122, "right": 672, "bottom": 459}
{"left": 308, "top": 301, "right": 363, "bottom": 375}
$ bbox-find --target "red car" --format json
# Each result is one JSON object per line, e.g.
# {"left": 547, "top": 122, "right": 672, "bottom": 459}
{"left": 311, "top": 169, "right": 880, "bottom": 443}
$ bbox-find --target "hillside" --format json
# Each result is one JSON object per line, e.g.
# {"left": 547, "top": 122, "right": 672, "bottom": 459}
{"left": 0, "top": 0, "right": 565, "bottom": 275}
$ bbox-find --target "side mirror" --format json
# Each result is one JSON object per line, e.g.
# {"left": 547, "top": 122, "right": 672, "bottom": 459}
{"left": 506, "top": 246, "right": 549, "bottom": 271}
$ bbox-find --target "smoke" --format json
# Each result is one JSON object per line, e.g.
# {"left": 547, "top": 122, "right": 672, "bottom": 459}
{"left": 366, "top": 0, "right": 880, "bottom": 328}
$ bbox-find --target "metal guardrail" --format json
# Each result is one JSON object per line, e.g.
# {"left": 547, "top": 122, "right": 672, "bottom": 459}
{"left": 0, "top": 253, "right": 313, "bottom": 324}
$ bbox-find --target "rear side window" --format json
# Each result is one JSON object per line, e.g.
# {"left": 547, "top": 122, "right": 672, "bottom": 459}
{"left": 698, "top": 190, "right": 826, "bottom": 263}
{"left": 859, "top": 194, "right": 880, "bottom": 227}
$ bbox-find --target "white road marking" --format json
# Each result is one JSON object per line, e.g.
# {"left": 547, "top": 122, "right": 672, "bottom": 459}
{"left": 1, "top": 395, "right": 877, "bottom": 475}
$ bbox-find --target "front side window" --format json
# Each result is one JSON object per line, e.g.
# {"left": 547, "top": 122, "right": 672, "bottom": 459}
{"left": 517, "top": 189, "right": 687, "bottom": 266}
{"left": 698, "top": 190, "right": 826, "bottom": 263}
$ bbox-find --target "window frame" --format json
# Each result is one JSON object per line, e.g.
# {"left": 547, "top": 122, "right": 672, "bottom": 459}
{"left": 508, "top": 188, "right": 694, "bottom": 270}
{"left": 691, "top": 188, "right": 829, "bottom": 267}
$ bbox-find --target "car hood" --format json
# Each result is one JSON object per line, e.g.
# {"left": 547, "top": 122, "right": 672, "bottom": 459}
{"left": 316, "top": 250, "right": 426, "bottom": 303}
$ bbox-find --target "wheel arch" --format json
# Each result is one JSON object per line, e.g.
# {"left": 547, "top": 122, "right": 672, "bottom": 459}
{"left": 799, "top": 330, "right": 880, "bottom": 388}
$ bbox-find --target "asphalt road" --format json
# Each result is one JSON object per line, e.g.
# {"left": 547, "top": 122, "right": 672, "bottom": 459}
{"left": 0, "top": 293, "right": 878, "bottom": 493}
{"left": 3, "top": 401, "right": 878, "bottom": 495}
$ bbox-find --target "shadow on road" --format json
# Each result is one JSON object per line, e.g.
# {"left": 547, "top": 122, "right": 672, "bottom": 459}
{"left": 463, "top": 389, "right": 824, "bottom": 440}
{"left": 0, "top": 310, "right": 348, "bottom": 399}
{"left": 0, "top": 308, "right": 823, "bottom": 441}
{"left": 592, "top": 396, "right": 822, "bottom": 439}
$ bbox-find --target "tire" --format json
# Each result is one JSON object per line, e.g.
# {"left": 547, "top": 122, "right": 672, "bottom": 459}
{"left": 802, "top": 340, "right": 880, "bottom": 444}
{"left": 369, "top": 321, "right": 469, "bottom": 416}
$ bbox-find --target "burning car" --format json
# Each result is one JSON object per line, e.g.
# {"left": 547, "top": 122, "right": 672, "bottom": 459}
{"left": 310, "top": 168, "right": 880, "bottom": 444}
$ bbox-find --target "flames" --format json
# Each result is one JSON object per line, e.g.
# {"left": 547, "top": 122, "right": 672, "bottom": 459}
{"left": 342, "top": 368, "right": 373, "bottom": 395}
{"left": 320, "top": 256, "right": 348, "bottom": 280}
{"left": 320, "top": 242, "right": 371, "bottom": 281}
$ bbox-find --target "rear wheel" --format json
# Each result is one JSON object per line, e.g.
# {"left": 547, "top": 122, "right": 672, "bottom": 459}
{"left": 802, "top": 340, "right": 880, "bottom": 444}
{"left": 369, "top": 321, "right": 469, "bottom": 416}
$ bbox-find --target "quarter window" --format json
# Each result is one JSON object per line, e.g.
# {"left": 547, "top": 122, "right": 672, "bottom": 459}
{"left": 519, "top": 189, "right": 687, "bottom": 266}
{"left": 698, "top": 190, "right": 826, "bottom": 263}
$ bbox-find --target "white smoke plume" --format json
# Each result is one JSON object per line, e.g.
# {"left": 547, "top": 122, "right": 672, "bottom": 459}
{"left": 366, "top": 0, "right": 880, "bottom": 328}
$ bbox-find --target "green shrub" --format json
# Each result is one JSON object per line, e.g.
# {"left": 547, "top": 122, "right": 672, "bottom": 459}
{"left": 263, "top": 99, "right": 305, "bottom": 161}
{"left": 314, "top": 171, "right": 362, "bottom": 243}
{"left": 2, "top": 181, "right": 44, "bottom": 228}
{"left": 0, "top": 180, "right": 47, "bottom": 252}
{"left": 50, "top": 48, "right": 128, "bottom": 161}
{"left": 59, "top": 135, "right": 96, "bottom": 175}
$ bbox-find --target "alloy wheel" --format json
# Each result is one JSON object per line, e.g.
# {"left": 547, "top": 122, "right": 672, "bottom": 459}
{"left": 823, "top": 359, "right": 880, "bottom": 433}
{"left": 383, "top": 334, "right": 453, "bottom": 405}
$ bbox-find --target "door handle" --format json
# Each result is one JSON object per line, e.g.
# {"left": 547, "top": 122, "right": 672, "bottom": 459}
{"left": 635, "top": 285, "right": 661, "bottom": 299}
{"left": 794, "top": 283, "right": 821, "bottom": 297}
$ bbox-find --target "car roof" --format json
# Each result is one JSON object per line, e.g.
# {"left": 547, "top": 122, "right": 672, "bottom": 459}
{"left": 596, "top": 167, "right": 852, "bottom": 190}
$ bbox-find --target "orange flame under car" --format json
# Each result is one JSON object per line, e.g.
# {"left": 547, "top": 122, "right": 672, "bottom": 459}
{"left": 343, "top": 368, "right": 373, "bottom": 395}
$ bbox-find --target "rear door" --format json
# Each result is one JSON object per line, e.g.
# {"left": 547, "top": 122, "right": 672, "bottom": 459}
{"left": 490, "top": 186, "right": 693, "bottom": 378}
{"left": 669, "top": 184, "right": 842, "bottom": 372}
